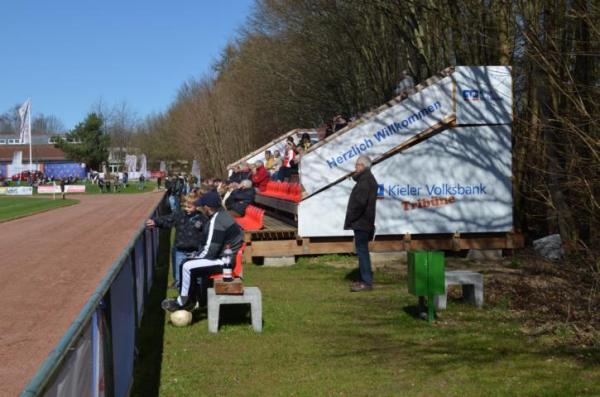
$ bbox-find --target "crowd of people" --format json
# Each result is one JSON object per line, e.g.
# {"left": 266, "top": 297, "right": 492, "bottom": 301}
{"left": 150, "top": 150, "right": 380, "bottom": 314}
{"left": 0, "top": 171, "right": 81, "bottom": 187}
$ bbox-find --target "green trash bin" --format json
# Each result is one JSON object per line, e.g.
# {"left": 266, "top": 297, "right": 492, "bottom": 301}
{"left": 407, "top": 251, "right": 445, "bottom": 322}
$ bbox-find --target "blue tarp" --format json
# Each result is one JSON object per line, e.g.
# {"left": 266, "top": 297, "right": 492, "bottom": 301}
{"left": 44, "top": 162, "right": 86, "bottom": 179}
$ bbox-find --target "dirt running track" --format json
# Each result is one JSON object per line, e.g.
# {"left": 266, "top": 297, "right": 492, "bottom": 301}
{"left": 0, "top": 192, "right": 164, "bottom": 396}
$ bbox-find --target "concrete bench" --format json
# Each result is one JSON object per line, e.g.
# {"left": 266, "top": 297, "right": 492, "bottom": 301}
{"left": 207, "top": 287, "right": 262, "bottom": 333}
{"left": 434, "top": 271, "right": 484, "bottom": 310}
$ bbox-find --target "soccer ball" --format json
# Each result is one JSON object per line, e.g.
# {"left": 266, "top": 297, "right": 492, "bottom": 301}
{"left": 170, "top": 310, "right": 193, "bottom": 327}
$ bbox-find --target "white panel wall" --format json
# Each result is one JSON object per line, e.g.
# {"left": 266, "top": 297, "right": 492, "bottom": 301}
{"left": 453, "top": 66, "right": 512, "bottom": 125}
{"left": 298, "top": 125, "right": 513, "bottom": 237}
{"left": 300, "top": 77, "right": 454, "bottom": 196}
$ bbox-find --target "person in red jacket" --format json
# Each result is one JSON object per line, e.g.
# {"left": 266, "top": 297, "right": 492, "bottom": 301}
{"left": 251, "top": 160, "right": 269, "bottom": 192}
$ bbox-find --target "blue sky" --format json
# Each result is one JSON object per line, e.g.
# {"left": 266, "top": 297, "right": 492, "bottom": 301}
{"left": 0, "top": 0, "right": 254, "bottom": 130}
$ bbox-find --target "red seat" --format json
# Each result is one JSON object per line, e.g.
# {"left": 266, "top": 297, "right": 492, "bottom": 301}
{"left": 210, "top": 242, "right": 247, "bottom": 280}
{"left": 257, "top": 181, "right": 302, "bottom": 202}
{"left": 289, "top": 183, "right": 301, "bottom": 202}
{"left": 275, "top": 182, "right": 289, "bottom": 199}
{"left": 261, "top": 181, "right": 279, "bottom": 198}
{"left": 235, "top": 205, "right": 264, "bottom": 230}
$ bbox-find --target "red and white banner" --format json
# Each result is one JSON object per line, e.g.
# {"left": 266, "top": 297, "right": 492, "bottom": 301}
{"left": 66, "top": 185, "right": 86, "bottom": 193}
{"left": 37, "top": 185, "right": 86, "bottom": 194}
{"left": 37, "top": 185, "right": 60, "bottom": 194}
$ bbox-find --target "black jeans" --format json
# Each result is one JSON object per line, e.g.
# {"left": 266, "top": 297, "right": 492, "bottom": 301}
{"left": 354, "top": 230, "right": 373, "bottom": 286}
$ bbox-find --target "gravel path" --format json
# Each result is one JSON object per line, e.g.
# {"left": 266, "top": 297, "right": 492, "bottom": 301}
{"left": 0, "top": 192, "right": 164, "bottom": 396}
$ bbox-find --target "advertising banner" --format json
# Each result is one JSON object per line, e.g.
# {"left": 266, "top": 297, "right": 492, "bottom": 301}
{"left": 453, "top": 66, "right": 512, "bottom": 125}
{"left": 300, "top": 77, "right": 454, "bottom": 195}
{"left": 37, "top": 185, "right": 60, "bottom": 194}
{"left": 298, "top": 125, "right": 512, "bottom": 237}
{"left": 6, "top": 186, "right": 33, "bottom": 196}
{"left": 66, "top": 185, "right": 86, "bottom": 193}
{"left": 37, "top": 185, "right": 86, "bottom": 194}
{"left": 0, "top": 187, "right": 6, "bottom": 195}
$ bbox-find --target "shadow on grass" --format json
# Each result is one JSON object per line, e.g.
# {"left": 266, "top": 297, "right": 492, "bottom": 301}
{"left": 130, "top": 226, "right": 171, "bottom": 397}
{"left": 344, "top": 268, "right": 360, "bottom": 281}
{"left": 329, "top": 285, "right": 600, "bottom": 372}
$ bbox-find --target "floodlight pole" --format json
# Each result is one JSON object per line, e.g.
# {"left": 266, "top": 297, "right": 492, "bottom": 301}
{"left": 29, "top": 102, "right": 33, "bottom": 172}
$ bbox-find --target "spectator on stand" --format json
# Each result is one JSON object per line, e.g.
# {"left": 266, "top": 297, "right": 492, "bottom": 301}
{"left": 290, "top": 146, "right": 303, "bottom": 181}
{"left": 325, "top": 121, "right": 334, "bottom": 138}
{"left": 264, "top": 150, "right": 274, "bottom": 175}
{"left": 146, "top": 193, "right": 206, "bottom": 289}
{"left": 394, "top": 70, "right": 415, "bottom": 97}
{"left": 225, "top": 179, "right": 255, "bottom": 217}
{"left": 279, "top": 142, "right": 296, "bottom": 181}
{"left": 271, "top": 150, "right": 283, "bottom": 180}
{"left": 334, "top": 115, "right": 348, "bottom": 132}
{"left": 251, "top": 160, "right": 269, "bottom": 192}
{"left": 228, "top": 164, "right": 248, "bottom": 185}
{"left": 300, "top": 133, "right": 312, "bottom": 150}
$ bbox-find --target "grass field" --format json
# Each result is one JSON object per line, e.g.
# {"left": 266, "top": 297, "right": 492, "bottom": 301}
{"left": 0, "top": 196, "right": 77, "bottom": 222}
{"left": 81, "top": 180, "right": 157, "bottom": 194}
{"left": 131, "top": 248, "right": 600, "bottom": 397}
{"left": 1, "top": 180, "right": 157, "bottom": 194}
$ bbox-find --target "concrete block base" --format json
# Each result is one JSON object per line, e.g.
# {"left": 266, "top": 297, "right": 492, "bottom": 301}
{"left": 263, "top": 256, "right": 296, "bottom": 267}
{"left": 207, "top": 287, "right": 262, "bottom": 333}
{"left": 434, "top": 270, "right": 484, "bottom": 310}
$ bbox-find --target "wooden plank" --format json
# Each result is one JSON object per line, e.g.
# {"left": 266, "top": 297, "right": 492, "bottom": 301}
{"left": 248, "top": 232, "right": 523, "bottom": 258}
{"left": 214, "top": 279, "right": 244, "bottom": 295}
{"left": 261, "top": 215, "right": 295, "bottom": 231}
{"left": 255, "top": 194, "right": 298, "bottom": 215}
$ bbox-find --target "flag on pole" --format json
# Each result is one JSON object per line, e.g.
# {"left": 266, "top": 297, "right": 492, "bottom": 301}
{"left": 18, "top": 99, "right": 31, "bottom": 144}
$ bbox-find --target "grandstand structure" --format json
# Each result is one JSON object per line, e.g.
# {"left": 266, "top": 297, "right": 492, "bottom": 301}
{"left": 231, "top": 66, "right": 522, "bottom": 260}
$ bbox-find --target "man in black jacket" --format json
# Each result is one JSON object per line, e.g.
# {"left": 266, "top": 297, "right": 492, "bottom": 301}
{"left": 344, "top": 155, "right": 378, "bottom": 292}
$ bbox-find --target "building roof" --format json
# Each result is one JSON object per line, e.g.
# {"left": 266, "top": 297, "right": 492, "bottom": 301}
{"left": 0, "top": 134, "right": 64, "bottom": 145}
{"left": 0, "top": 144, "right": 68, "bottom": 162}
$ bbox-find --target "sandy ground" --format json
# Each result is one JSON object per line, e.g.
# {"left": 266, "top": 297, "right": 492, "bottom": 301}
{"left": 0, "top": 192, "right": 164, "bottom": 396}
